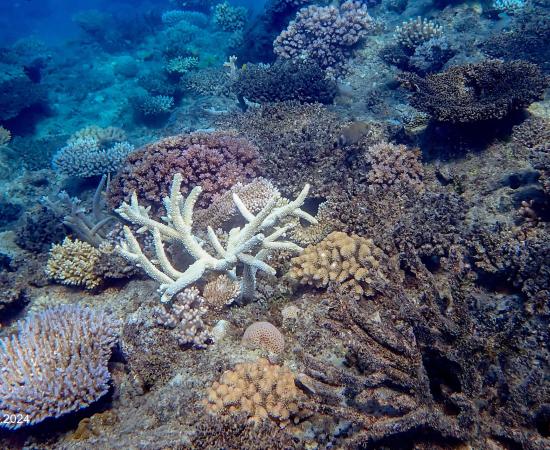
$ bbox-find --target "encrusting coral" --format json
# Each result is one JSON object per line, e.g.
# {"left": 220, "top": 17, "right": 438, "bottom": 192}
{"left": 116, "top": 173, "right": 317, "bottom": 303}
{"left": 288, "top": 231, "right": 388, "bottom": 297}
{"left": 0, "top": 305, "right": 118, "bottom": 429}
{"left": 203, "top": 358, "right": 303, "bottom": 426}
{"left": 46, "top": 237, "right": 102, "bottom": 290}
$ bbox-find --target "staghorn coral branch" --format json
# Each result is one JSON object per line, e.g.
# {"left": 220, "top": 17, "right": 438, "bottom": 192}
{"left": 116, "top": 173, "right": 316, "bottom": 303}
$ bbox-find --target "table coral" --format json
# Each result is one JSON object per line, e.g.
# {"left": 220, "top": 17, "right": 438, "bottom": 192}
{"left": 400, "top": 60, "right": 548, "bottom": 123}
{"left": 107, "top": 131, "right": 260, "bottom": 213}
{"left": 203, "top": 358, "right": 303, "bottom": 426}
{"left": 0, "top": 305, "right": 118, "bottom": 429}
{"left": 288, "top": 231, "right": 388, "bottom": 297}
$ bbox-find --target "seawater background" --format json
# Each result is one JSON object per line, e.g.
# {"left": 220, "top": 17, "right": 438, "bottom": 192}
{"left": 0, "top": 0, "right": 266, "bottom": 45}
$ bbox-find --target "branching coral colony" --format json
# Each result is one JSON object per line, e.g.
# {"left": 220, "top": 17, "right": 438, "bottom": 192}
{"left": 116, "top": 173, "right": 316, "bottom": 303}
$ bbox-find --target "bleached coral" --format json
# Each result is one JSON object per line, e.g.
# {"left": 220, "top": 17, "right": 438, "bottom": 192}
{"left": 0, "top": 305, "right": 118, "bottom": 429}
{"left": 46, "top": 237, "right": 102, "bottom": 289}
{"left": 288, "top": 231, "right": 387, "bottom": 297}
{"left": 154, "top": 287, "right": 211, "bottom": 348}
{"left": 203, "top": 358, "right": 303, "bottom": 426}
{"left": 52, "top": 137, "right": 134, "bottom": 178}
{"left": 116, "top": 173, "right": 316, "bottom": 303}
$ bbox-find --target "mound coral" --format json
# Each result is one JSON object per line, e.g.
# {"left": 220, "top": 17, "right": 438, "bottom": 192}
{"left": 154, "top": 287, "right": 211, "bottom": 348}
{"left": 46, "top": 237, "right": 102, "bottom": 289}
{"left": 274, "top": 0, "right": 374, "bottom": 78}
{"left": 107, "top": 131, "right": 260, "bottom": 212}
{"left": 0, "top": 305, "right": 118, "bottom": 429}
{"left": 400, "top": 60, "right": 548, "bottom": 123}
{"left": 288, "top": 231, "right": 387, "bottom": 297}
{"left": 116, "top": 173, "right": 316, "bottom": 303}
{"left": 0, "top": 63, "right": 47, "bottom": 121}
{"left": 232, "top": 60, "right": 337, "bottom": 105}
{"left": 52, "top": 137, "right": 134, "bottom": 178}
{"left": 203, "top": 358, "right": 303, "bottom": 426}
{"left": 242, "top": 322, "right": 285, "bottom": 356}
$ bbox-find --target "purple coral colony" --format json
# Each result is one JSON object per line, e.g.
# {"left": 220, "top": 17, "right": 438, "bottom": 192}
{"left": 0, "top": 0, "right": 549, "bottom": 448}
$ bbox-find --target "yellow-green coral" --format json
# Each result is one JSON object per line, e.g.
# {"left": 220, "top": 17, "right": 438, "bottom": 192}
{"left": 288, "top": 231, "right": 386, "bottom": 296}
{"left": 0, "top": 126, "right": 11, "bottom": 147}
{"left": 46, "top": 237, "right": 102, "bottom": 289}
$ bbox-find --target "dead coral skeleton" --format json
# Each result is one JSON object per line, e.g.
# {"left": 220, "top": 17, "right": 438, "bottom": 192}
{"left": 116, "top": 173, "right": 317, "bottom": 303}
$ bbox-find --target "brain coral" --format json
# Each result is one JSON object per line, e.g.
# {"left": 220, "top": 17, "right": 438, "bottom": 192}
{"left": 274, "top": 0, "right": 374, "bottom": 77}
{"left": 0, "top": 305, "right": 118, "bottom": 429}
{"left": 107, "top": 131, "right": 260, "bottom": 212}
{"left": 400, "top": 60, "right": 548, "bottom": 123}
{"left": 242, "top": 321, "right": 285, "bottom": 356}
{"left": 288, "top": 231, "right": 387, "bottom": 297}
{"left": 203, "top": 358, "right": 303, "bottom": 426}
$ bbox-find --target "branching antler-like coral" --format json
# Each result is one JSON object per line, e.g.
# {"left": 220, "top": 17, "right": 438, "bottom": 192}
{"left": 116, "top": 173, "right": 316, "bottom": 303}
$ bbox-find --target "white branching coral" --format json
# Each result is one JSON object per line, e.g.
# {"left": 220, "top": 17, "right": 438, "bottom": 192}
{"left": 116, "top": 173, "right": 316, "bottom": 303}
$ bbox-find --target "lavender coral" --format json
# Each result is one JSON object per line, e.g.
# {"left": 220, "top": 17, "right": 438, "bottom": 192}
{"left": 273, "top": 0, "right": 374, "bottom": 78}
{"left": 0, "top": 305, "right": 118, "bottom": 429}
{"left": 107, "top": 132, "right": 260, "bottom": 213}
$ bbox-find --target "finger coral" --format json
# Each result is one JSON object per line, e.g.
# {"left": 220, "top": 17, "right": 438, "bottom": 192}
{"left": 46, "top": 237, "right": 102, "bottom": 289}
{"left": 274, "top": 0, "right": 374, "bottom": 78}
{"left": 288, "top": 231, "right": 387, "bottom": 297}
{"left": 400, "top": 60, "right": 548, "bottom": 123}
{"left": 394, "top": 17, "right": 443, "bottom": 50}
{"left": 0, "top": 305, "right": 118, "bottom": 429}
{"left": 203, "top": 358, "right": 303, "bottom": 426}
{"left": 107, "top": 131, "right": 260, "bottom": 213}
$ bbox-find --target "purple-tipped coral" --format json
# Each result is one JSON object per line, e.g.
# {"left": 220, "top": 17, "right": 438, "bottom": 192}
{"left": 0, "top": 305, "right": 119, "bottom": 429}
{"left": 273, "top": 0, "right": 374, "bottom": 78}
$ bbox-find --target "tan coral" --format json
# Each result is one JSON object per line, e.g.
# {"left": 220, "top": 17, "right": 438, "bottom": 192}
{"left": 46, "top": 237, "right": 102, "bottom": 289}
{"left": 203, "top": 274, "right": 240, "bottom": 311}
{"left": 288, "top": 231, "right": 387, "bottom": 297}
{"left": 203, "top": 358, "right": 303, "bottom": 426}
{"left": 242, "top": 321, "right": 285, "bottom": 356}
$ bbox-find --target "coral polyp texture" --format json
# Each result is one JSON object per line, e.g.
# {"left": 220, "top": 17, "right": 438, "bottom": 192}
{"left": 242, "top": 321, "right": 285, "bottom": 356}
{"left": 154, "top": 287, "right": 211, "bottom": 348}
{"left": 394, "top": 16, "right": 443, "bottom": 50}
{"left": 401, "top": 60, "right": 548, "bottom": 123}
{"left": 274, "top": 0, "right": 374, "bottom": 77}
{"left": 115, "top": 173, "right": 316, "bottom": 303}
{"left": 213, "top": 1, "right": 247, "bottom": 32}
{"left": 288, "top": 231, "right": 387, "bottom": 297}
{"left": 365, "top": 142, "right": 424, "bottom": 191}
{"left": 0, "top": 305, "right": 118, "bottom": 429}
{"left": 52, "top": 137, "right": 134, "bottom": 178}
{"left": 203, "top": 358, "right": 303, "bottom": 426}
{"left": 46, "top": 237, "right": 102, "bottom": 290}
{"left": 203, "top": 274, "right": 240, "bottom": 311}
{"left": 107, "top": 131, "right": 260, "bottom": 212}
